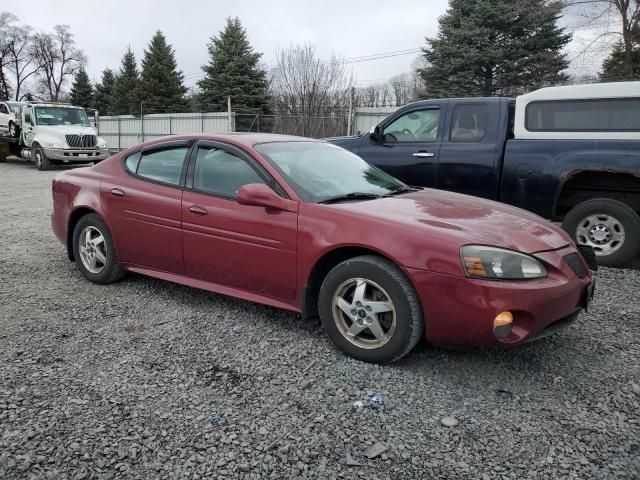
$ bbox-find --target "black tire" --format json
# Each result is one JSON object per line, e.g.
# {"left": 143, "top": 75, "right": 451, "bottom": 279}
{"left": 318, "top": 255, "right": 423, "bottom": 364}
{"left": 72, "top": 213, "right": 126, "bottom": 284}
{"left": 33, "top": 145, "right": 50, "bottom": 171}
{"left": 562, "top": 198, "right": 640, "bottom": 268}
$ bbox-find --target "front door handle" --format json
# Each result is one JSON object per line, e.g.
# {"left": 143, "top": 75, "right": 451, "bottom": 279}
{"left": 412, "top": 151, "right": 435, "bottom": 158}
{"left": 189, "top": 205, "right": 208, "bottom": 216}
{"left": 111, "top": 188, "right": 125, "bottom": 197}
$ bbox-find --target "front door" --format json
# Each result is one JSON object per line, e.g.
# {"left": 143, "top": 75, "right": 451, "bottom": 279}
{"left": 356, "top": 103, "right": 445, "bottom": 187}
{"left": 100, "top": 141, "right": 191, "bottom": 273}
{"left": 0, "top": 103, "right": 9, "bottom": 131}
{"left": 181, "top": 142, "right": 298, "bottom": 301}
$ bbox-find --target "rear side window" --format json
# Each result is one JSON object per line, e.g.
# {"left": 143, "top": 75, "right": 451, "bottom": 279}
{"left": 192, "top": 147, "right": 265, "bottom": 198}
{"left": 450, "top": 104, "right": 489, "bottom": 142}
{"left": 127, "top": 147, "right": 188, "bottom": 185}
{"left": 526, "top": 98, "right": 640, "bottom": 132}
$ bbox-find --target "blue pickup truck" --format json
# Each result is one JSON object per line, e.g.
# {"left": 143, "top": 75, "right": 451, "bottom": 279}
{"left": 330, "top": 82, "right": 640, "bottom": 267}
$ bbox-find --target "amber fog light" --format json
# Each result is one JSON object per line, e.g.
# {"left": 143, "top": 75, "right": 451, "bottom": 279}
{"left": 493, "top": 311, "right": 513, "bottom": 339}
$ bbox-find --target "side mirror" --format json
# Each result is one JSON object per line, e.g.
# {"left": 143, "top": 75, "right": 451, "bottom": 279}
{"left": 237, "top": 184, "right": 299, "bottom": 212}
{"left": 369, "top": 125, "right": 382, "bottom": 143}
{"left": 24, "top": 113, "right": 32, "bottom": 125}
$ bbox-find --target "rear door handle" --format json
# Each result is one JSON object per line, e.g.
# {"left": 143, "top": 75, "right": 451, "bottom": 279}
{"left": 412, "top": 152, "right": 435, "bottom": 158}
{"left": 189, "top": 205, "right": 208, "bottom": 216}
{"left": 111, "top": 188, "right": 125, "bottom": 197}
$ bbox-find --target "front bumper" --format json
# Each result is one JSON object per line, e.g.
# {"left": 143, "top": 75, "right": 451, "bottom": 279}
{"left": 404, "top": 245, "right": 593, "bottom": 347}
{"left": 44, "top": 147, "right": 110, "bottom": 162}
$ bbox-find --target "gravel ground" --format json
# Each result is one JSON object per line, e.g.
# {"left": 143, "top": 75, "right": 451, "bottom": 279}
{"left": 1, "top": 159, "right": 639, "bottom": 480}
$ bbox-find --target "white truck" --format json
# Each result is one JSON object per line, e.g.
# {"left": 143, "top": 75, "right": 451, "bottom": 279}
{"left": 0, "top": 102, "right": 109, "bottom": 171}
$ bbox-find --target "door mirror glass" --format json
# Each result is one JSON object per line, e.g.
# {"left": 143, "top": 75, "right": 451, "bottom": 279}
{"left": 24, "top": 112, "right": 32, "bottom": 125}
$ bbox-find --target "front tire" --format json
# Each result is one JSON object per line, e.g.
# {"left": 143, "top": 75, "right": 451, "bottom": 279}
{"left": 562, "top": 198, "right": 640, "bottom": 267}
{"left": 33, "top": 145, "right": 50, "bottom": 171}
{"left": 318, "top": 255, "right": 423, "bottom": 364}
{"left": 72, "top": 214, "right": 126, "bottom": 284}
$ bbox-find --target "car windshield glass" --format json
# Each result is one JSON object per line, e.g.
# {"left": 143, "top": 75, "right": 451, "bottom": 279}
{"left": 255, "top": 141, "right": 407, "bottom": 203}
{"left": 34, "top": 107, "right": 90, "bottom": 126}
{"left": 7, "top": 103, "right": 21, "bottom": 113}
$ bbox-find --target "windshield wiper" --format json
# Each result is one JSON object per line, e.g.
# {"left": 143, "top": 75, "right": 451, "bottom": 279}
{"left": 382, "top": 186, "right": 418, "bottom": 197}
{"left": 318, "top": 192, "right": 382, "bottom": 204}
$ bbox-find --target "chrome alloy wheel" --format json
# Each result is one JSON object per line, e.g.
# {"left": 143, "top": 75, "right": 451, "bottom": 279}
{"left": 575, "top": 213, "right": 625, "bottom": 256}
{"left": 79, "top": 226, "right": 108, "bottom": 274}
{"left": 332, "top": 277, "right": 396, "bottom": 349}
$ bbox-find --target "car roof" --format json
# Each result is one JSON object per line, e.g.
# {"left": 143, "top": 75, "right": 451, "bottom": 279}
{"left": 142, "top": 133, "right": 322, "bottom": 149}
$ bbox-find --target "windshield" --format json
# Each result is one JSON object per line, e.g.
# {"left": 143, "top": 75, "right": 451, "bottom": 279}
{"left": 34, "top": 107, "right": 90, "bottom": 127}
{"left": 255, "top": 141, "right": 407, "bottom": 203}
{"left": 7, "top": 102, "right": 22, "bottom": 113}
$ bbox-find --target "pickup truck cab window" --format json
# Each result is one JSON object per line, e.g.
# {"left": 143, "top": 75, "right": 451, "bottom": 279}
{"left": 450, "top": 103, "right": 489, "bottom": 142}
{"left": 383, "top": 108, "right": 440, "bottom": 143}
{"left": 0, "top": 104, "right": 8, "bottom": 114}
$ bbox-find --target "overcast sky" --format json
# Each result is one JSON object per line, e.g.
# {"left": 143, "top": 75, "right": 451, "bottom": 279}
{"left": 8, "top": 0, "right": 606, "bottom": 89}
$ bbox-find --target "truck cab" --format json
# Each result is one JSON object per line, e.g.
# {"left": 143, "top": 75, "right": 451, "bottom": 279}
{"left": 18, "top": 103, "right": 109, "bottom": 171}
{"left": 331, "top": 97, "right": 513, "bottom": 200}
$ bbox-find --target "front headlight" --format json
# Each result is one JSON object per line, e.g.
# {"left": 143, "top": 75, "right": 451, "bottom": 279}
{"left": 461, "top": 245, "right": 547, "bottom": 280}
{"left": 47, "top": 142, "right": 65, "bottom": 149}
{"left": 97, "top": 138, "right": 107, "bottom": 149}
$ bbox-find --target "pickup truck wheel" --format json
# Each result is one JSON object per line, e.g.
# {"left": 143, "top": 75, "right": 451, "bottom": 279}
{"left": 72, "top": 214, "right": 126, "bottom": 284}
{"left": 318, "top": 255, "right": 423, "bottom": 364}
{"left": 562, "top": 198, "right": 640, "bottom": 267}
{"left": 33, "top": 146, "right": 50, "bottom": 171}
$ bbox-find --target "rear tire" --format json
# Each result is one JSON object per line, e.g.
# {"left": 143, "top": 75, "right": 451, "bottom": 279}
{"left": 72, "top": 214, "right": 126, "bottom": 284}
{"left": 318, "top": 255, "right": 423, "bottom": 364}
{"left": 33, "top": 145, "right": 50, "bottom": 171}
{"left": 562, "top": 198, "right": 640, "bottom": 267}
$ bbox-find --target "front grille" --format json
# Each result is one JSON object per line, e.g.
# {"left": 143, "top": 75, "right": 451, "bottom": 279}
{"left": 564, "top": 253, "right": 587, "bottom": 279}
{"left": 65, "top": 134, "right": 96, "bottom": 148}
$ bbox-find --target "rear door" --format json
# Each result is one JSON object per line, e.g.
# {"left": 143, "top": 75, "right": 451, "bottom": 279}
{"left": 356, "top": 101, "right": 446, "bottom": 187}
{"left": 181, "top": 141, "right": 298, "bottom": 301}
{"left": 100, "top": 141, "right": 192, "bottom": 273}
{"left": 436, "top": 101, "right": 502, "bottom": 199}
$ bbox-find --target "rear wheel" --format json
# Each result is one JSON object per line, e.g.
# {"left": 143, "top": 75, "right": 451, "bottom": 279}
{"left": 72, "top": 214, "right": 126, "bottom": 284}
{"left": 318, "top": 255, "right": 423, "bottom": 364}
{"left": 33, "top": 145, "right": 50, "bottom": 171}
{"left": 562, "top": 198, "right": 640, "bottom": 267}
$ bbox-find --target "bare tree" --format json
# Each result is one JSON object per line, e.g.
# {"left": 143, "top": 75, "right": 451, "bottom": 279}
{"left": 563, "top": 0, "right": 640, "bottom": 77}
{"left": 270, "top": 44, "right": 354, "bottom": 118}
{"left": 0, "top": 12, "right": 18, "bottom": 100}
{"left": 5, "top": 22, "right": 39, "bottom": 101}
{"left": 356, "top": 83, "right": 392, "bottom": 107}
{"left": 32, "top": 25, "right": 86, "bottom": 101}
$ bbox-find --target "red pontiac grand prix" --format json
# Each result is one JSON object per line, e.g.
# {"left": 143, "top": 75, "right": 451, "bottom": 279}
{"left": 51, "top": 134, "right": 596, "bottom": 363}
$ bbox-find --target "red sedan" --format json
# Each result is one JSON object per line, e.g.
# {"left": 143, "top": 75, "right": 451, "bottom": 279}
{"left": 51, "top": 134, "right": 595, "bottom": 363}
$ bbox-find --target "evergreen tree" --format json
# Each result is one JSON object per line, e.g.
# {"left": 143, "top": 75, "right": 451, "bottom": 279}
{"left": 600, "top": 29, "right": 640, "bottom": 81}
{"left": 419, "top": 0, "right": 571, "bottom": 97}
{"left": 69, "top": 69, "right": 93, "bottom": 109}
{"left": 113, "top": 48, "right": 141, "bottom": 116}
{"left": 139, "top": 31, "right": 187, "bottom": 114}
{"left": 93, "top": 68, "right": 117, "bottom": 116}
{"left": 198, "top": 17, "right": 272, "bottom": 114}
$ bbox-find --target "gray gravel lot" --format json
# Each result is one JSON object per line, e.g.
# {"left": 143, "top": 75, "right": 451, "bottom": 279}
{"left": 1, "top": 159, "right": 639, "bottom": 480}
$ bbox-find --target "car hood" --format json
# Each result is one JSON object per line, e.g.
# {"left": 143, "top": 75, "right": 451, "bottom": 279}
{"left": 329, "top": 189, "right": 571, "bottom": 254}
{"left": 325, "top": 135, "right": 362, "bottom": 152}
{"left": 36, "top": 125, "right": 97, "bottom": 137}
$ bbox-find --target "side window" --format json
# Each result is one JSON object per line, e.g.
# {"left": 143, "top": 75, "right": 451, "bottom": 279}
{"left": 450, "top": 104, "right": 489, "bottom": 142}
{"left": 383, "top": 109, "right": 440, "bottom": 143}
{"left": 193, "top": 147, "right": 265, "bottom": 198}
{"left": 135, "top": 147, "right": 188, "bottom": 185}
{"left": 0, "top": 104, "right": 7, "bottom": 114}
{"left": 124, "top": 152, "right": 141, "bottom": 174}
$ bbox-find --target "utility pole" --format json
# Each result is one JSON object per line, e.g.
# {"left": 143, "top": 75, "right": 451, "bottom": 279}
{"left": 347, "top": 86, "right": 355, "bottom": 136}
{"left": 227, "top": 96, "right": 233, "bottom": 132}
